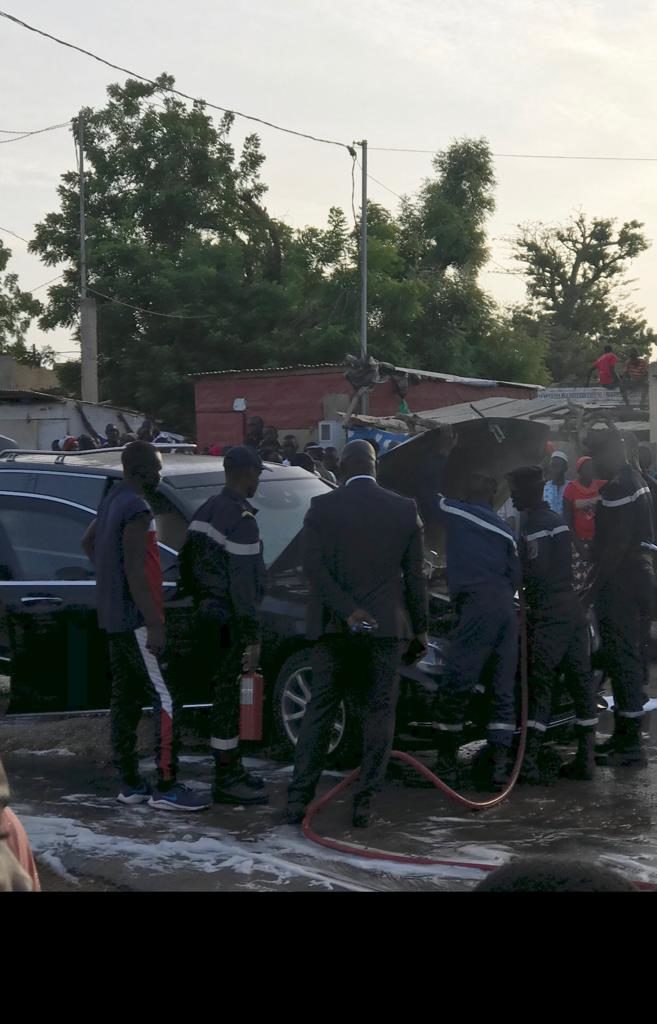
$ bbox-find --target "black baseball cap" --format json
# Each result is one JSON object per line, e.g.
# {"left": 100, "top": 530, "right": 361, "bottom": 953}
{"left": 224, "top": 445, "right": 270, "bottom": 471}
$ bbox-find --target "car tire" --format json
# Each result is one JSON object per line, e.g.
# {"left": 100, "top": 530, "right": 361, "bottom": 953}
{"left": 272, "top": 650, "right": 361, "bottom": 768}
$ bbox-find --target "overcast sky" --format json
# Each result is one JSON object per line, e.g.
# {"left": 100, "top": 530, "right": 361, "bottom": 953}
{"left": 2, "top": 0, "right": 657, "bottom": 360}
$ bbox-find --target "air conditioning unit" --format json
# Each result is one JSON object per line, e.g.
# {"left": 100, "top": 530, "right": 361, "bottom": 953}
{"left": 317, "top": 420, "right": 343, "bottom": 450}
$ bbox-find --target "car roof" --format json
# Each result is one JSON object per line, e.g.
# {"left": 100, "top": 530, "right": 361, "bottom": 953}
{"left": 0, "top": 450, "right": 314, "bottom": 483}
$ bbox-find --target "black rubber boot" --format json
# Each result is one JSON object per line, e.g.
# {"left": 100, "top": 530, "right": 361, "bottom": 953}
{"left": 595, "top": 712, "right": 621, "bottom": 756}
{"left": 352, "top": 795, "right": 372, "bottom": 829}
{"left": 491, "top": 744, "right": 511, "bottom": 791}
{"left": 520, "top": 730, "right": 544, "bottom": 785}
{"left": 435, "top": 731, "right": 461, "bottom": 788}
{"left": 596, "top": 718, "right": 645, "bottom": 767}
{"left": 561, "top": 727, "right": 596, "bottom": 781}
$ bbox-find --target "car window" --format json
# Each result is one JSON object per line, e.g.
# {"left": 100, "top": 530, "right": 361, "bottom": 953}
{"left": 171, "top": 476, "right": 330, "bottom": 567}
{"left": 34, "top": 472, "right": 108, "bottom": 509}
{"left": 0, "top": 496, "right": 95, "bottom": 581}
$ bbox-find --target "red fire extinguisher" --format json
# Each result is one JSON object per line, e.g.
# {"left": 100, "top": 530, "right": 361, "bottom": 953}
{"left": 239, "top": 672, "right": 264, "bottom": 741}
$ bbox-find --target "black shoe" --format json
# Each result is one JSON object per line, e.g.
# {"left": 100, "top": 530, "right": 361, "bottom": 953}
{"left": 286, "top": 804, "right": 306, "bottom": 825}
{"left": 352, "top": 797, "right": 372, "bottom": 829}
{"left": 491, "top": 745, "right": 511, "bottom": 791}
{"left": 213, "top": 770, "right": 269, "bottom": 806}
{"left": 435, "top": 730, "right": 461, "bottom": 788}
{"left": 561, "top": 728, "right": 595, "bottom": 781}
{"left": 595, "top": 719, "right": 645, "bottom": 768}
{"left": 519, "top": 732, "right": 544, "bottom": 786}
{"left": 595, "top": 734, "right": 617, "bottom": 756}
{"left": 233, "top": 760, "right": 265, "bottom": 790}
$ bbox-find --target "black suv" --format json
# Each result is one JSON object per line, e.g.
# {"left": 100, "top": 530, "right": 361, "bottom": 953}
{"left": 0, "top": 445, "right": 581, "bottom": 764}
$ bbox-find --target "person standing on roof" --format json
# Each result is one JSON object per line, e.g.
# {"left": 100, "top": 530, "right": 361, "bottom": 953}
{"left": 178, "top": 446, "right": 269, "bottom": 806}
{"left": 433, "top": 451, "right": 521, "bottom": 791}
{"left": 583, "top": 431, "right": 654, "bottom": 767}
{"left": 82, "top": 442, "right": 209, "bottom": 811}
{"left": 587, "top": 344, "right": 620, "bottom": 391}
{"left": 508, "top": 466, "right": 598, "bottom": 784}
{"left": 543, "top": 451, "right": 569, "bottom": 516}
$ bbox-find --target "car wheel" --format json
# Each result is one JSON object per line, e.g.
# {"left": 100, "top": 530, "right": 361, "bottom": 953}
{"left": 272, "top": 650, "right": 361, "bottom": 768}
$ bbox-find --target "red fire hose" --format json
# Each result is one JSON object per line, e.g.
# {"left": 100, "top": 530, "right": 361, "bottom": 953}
{"left": 301, "top": 599, "right": 529, "bottom": 872}
{"left": 300, "top": 605, "right": 657, "bottom": 889}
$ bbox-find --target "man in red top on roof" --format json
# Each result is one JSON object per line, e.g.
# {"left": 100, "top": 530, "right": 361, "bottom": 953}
{"left": 587, "top": 345, "right": 619, "bottom": 390}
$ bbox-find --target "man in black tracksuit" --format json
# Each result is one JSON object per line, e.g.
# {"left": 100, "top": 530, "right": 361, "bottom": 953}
{"left": 583, "top": 432, "right": 654, "bottom": 766}
{"left": 508, "top": 467, "right": 598, "bottom": 783}
{"left": 179, "top": 446, "right": 268, "bottom": 804}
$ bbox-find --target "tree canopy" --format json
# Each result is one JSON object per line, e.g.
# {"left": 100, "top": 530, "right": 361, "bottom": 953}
{"left": 0, "top": 241, "right": 44, "bottom": 365}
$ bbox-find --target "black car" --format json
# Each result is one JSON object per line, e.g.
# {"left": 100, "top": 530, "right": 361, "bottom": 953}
{"left": 0, "top": 443, "right": 581, "bottom": 765}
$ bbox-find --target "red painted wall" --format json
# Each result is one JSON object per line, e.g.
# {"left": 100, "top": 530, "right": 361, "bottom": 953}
{"left": 195, "top": 371, "right": 535, "bottom": 449}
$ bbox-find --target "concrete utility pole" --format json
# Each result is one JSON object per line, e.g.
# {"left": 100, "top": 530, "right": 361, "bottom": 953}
{"left": 78, "top": 111, "right": 98, "bottom": 404}
{"left": 359, "top": 139, "right": 368, "bottom": 414}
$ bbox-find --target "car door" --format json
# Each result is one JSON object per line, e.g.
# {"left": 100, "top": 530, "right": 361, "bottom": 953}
{"left": 0, "top": 493, "right": 105, "bottom": 713}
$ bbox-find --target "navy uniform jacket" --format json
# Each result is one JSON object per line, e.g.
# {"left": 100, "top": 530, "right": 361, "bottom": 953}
{"left": 436, "top": 496, "right": 521, "bottom": 599}
{"left": 518, "top": 503, "right": 573, "bottom": 613}
{"left": 302, "top": 476, "right": 428, "bottom": 641}
{"left": 593, "top": 465, "right": 655, "bottom": 578}
{"left": 179, "top": 487, "right": 265, "bottom": 644}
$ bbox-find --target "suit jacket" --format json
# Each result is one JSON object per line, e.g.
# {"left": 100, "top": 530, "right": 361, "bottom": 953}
{"left": 302, "top": 477, "right": 428, "bottom": 640}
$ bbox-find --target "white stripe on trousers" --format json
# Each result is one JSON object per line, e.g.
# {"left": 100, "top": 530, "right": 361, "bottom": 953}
{"left": 135, "top": 627, "right": 173, "bottom": 716}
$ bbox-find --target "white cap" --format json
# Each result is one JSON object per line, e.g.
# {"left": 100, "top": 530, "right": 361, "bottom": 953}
{"left": 552, "top": 450, "right": 569, "bottom": 464}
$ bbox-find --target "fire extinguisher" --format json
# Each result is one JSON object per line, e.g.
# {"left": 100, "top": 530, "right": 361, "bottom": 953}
{"left": 239, "top": 672, "right": 264, "bottom": 741}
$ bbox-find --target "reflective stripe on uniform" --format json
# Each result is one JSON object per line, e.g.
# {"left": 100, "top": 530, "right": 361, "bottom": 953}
{"left": 600, "top": 486, "right": 650, "bottom": 509}
{"left": 524, "top": 526, "right": 571, "bottom": 542}
{"left": 211, "top": 736, "right": 239, "bottom": 751}
{"left": 439, "top": 498, "right": 518, "bottom": 551}
{"left": 487, "top": 721, "right": 516, "bottom": 732}
{"left": 618, "top": 709, "right": 644, "bottom": 719}
{"left": 474, "top": 684, "right": 486, "bottom": 695}
{"left": 434, "top": 722, "right": 464, "bottom": 732}
{"left": 575, "top": 718, "right": 599, "bottom": 727}
{"left": 189, "top": 519, "right": 261, "bottom": 556}
{"left": 526, "top": 720, "right": 548, "bottom": 733}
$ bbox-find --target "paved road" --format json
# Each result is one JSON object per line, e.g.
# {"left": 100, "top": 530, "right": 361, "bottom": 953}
{"left": 3, "top": 696, "right": 657, "bottom": 892}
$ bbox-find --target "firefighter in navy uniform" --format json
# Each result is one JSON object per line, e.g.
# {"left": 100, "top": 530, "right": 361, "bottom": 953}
{"left": 508, "top": 467, "right": 598, "bottom": 784}
{"left": 179, "top": 446, "right": 269, "bottom": 805}
{"left": 584, "top": 432, "right": 655, "bottom": 767}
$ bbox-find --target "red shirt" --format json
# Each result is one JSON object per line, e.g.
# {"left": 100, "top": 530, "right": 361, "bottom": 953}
{"left": 563, "top": 479, "right": 606, "bottom": 541}
{"left": 594, "top": 352, "right": 618, "bottom": 386}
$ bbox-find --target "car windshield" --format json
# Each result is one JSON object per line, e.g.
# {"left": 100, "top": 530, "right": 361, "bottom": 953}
{"left": 172, "top": 476, "right": 330, "bottom": 567}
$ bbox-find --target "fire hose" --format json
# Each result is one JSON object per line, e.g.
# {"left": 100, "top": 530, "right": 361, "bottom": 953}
{"left": 299, "top": 604, "right": 657, "bottom": 889}
{"left": 301, "top": 597, "right": 530, "bottom": 872}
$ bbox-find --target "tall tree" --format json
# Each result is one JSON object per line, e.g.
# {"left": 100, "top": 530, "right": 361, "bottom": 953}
{"left": 513, "top": 213, "right": 653, "bottom": 382}
{"left": 0, "top": 241, "right": 42, "bottom": 364}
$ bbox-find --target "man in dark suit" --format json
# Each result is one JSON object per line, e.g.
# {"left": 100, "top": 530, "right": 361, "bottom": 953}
{"left": 286, "top": 440, "right": 428, "bottom": 828}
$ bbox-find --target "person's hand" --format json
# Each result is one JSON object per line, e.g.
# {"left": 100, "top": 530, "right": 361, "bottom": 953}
{"left": 347, "top": 610, "right": 378, "bottom": 631}
{"left": 242, "top": 643, "right": 261, "bottom": 673}
{"left": 146, "top": 623, "right": 166, "bottom": 658}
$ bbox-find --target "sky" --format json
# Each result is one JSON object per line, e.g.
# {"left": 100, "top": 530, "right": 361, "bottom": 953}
{"left": 2, "top": 0, "right": 657, "bottom": 361}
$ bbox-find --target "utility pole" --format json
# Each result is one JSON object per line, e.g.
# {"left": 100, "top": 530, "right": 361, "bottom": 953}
{"left": 78, "top": 111, "right": 98, "bottom": 404}
{"left": 359, "top": 139, "right": 368, "bottom": 414}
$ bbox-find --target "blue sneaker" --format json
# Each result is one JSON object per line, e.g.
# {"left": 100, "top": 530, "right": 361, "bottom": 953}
{"left": 117, "top": 780, "right": 152, "bottom": 805}
{"left": 148, "top": 783, "right": 211, "bottom": 812}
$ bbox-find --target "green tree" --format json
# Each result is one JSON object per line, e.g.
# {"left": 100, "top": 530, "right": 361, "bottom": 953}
{"left": 513, "top": 213, "right": 653, "bottom": 382}
{"left": 0, "top": 241, "right": 42, "bottom": 364}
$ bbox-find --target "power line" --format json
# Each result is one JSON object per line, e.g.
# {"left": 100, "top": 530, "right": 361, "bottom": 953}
{"left": 370, "top": 145, "right": 657, "bottom": 163}
{"left": 28, "top": 273, "right": 64, "bottom": 293}
{"left": 89, "top": 287, "right": 214, "bottom": 320}
{"left": 0, "top": 225, "right": 29, "bottom": 244}
{"left": 0, "top": 10, "right": 352, "bottom": 152}
{"left": 0, "top": 119, "right": 70, "bottom": 144}
{"left": 356, "top": 158, "right": 403, "bottom": 201}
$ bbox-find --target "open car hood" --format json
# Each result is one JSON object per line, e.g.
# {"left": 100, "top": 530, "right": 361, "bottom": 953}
{"left": 378, "top": 416, "right": 549, "bottom": 558}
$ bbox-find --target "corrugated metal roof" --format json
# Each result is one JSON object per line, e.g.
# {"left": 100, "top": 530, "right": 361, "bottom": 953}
{"left": 0, "top": 388, "right": 65, "bottom": 403}
{"left": 191, "top": 362, "right": 540, "bottom": 390}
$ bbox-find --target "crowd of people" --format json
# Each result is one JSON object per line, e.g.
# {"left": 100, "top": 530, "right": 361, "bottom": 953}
{"left": 587, "top": 344, "right": 650, "bottom": 407}
{"left": 50, "top": 417, "right": 177, "bottom": 453}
